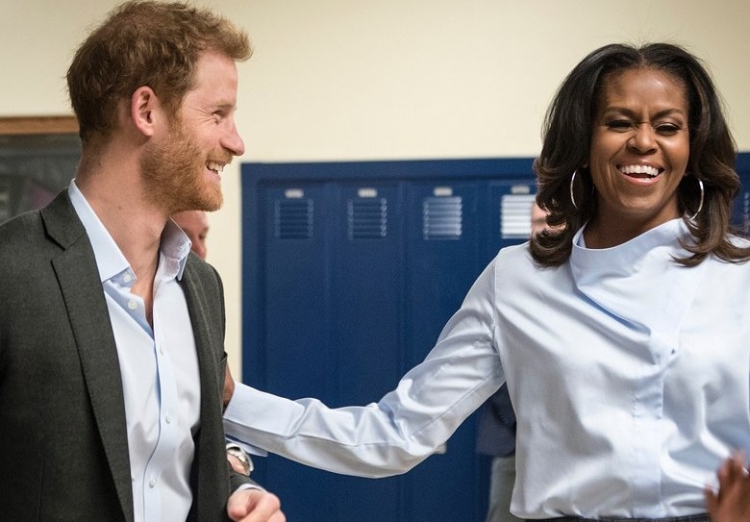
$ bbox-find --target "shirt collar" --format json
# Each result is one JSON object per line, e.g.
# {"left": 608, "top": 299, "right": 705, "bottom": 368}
{"left": 569, "top": 218, "right": 700, "bottom": 337}
{"left": 67, "top": 180, "right": 191, "bottom": 283}
{"left": 572, "top": 218, "right": 689, "bottom": 266}
{"left": 162, "top": 219, "right": 192, "bottom": 281}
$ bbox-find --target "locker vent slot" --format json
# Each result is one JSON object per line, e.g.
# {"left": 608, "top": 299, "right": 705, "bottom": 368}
{"left": 274, "top": 198, "right": 314, "bottom": 239}
{"left": 348, "top": 198, "right": 388, "bottom": 239}
{"left": 423, "top": 196, "right": 462, "bottom": 240}
{"left": 501, "top": 194, "right": 535, "bottom": 239}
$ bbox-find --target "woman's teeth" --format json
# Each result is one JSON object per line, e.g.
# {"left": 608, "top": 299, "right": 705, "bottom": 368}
{"left": 620, "top": 165, "right": 659, "bottom": 177}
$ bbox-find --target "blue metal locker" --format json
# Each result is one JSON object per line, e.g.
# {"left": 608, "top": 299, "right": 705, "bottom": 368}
{"left": 402, "top": 181, "right": 485, "bottom": 522}
{"left": 332, "top": 183, "right": 405, "bottom": 404}
{"left": 328, "top": 182, "right": 406, "bottom": 521}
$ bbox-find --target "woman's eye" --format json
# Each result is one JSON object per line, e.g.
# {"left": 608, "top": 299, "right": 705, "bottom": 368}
{"left": 655, "top": 123, "right": 680, "bottom": 135}
{"left": 606, "top": 120, "right": 633, "bottom": 131}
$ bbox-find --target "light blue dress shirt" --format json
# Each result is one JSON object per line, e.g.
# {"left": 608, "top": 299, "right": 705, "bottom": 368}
{"left": 225, "top": 218, "right": 750, "bottom": 519}
{"left": 69, "top": 181, "right": 200, "bottom": 522}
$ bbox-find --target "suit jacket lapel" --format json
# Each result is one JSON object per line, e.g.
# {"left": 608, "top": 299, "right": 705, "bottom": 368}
{"left": 41, "top": 192, "right": 135, "bottom": 522}
{"left": 181, "top": 261, "right": 228, "bottom": 521}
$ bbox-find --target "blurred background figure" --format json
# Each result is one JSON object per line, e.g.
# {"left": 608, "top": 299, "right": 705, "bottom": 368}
{"left": 173, "top": 210, "right": 209, "bottom": 261}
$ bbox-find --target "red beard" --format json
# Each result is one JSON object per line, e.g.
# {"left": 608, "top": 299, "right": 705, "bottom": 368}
{"left": 140, "top": 120, "right": 227, "bottom": 214}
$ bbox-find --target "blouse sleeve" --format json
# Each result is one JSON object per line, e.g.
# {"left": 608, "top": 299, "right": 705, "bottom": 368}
{"left": 223, "top": 257, "right": 504, "bottom": 478}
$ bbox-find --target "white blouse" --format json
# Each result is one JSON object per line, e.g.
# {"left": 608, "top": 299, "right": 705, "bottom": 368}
{"left": 225, "top": 218, "right": 750, "bottom": 518}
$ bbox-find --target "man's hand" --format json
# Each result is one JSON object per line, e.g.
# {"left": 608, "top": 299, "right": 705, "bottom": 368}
{"left": 227, "top": 488, "right": 285, "bottom": 522}
{"left": 705, "top": 451, "right": 750, "bottom": 522}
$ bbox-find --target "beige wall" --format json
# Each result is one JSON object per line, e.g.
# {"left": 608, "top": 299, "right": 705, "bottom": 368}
{"left": 3, "top": 0, "right": 749, "bottom": 376}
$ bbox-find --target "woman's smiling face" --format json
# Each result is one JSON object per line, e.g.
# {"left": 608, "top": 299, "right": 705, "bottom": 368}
{"left": 587, "top": 67, "right": 690, "bottom": 242}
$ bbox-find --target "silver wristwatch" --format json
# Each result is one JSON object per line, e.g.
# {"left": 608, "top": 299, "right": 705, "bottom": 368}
{"left": 226, "top": 443, "right": 254, "bottom": 477}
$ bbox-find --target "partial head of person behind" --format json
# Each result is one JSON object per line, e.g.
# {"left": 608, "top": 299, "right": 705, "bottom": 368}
{"left": 173, "top": 210, "right": 209, "bottom": 260}
{"left": 531, "top": 42, "right": 748, "bottom": 268}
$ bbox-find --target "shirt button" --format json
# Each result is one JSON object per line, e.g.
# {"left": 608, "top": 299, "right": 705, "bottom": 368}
{"left": 149, "top": 477, "right": 156, "bottom": 488}
{"left": 127, "top": 300, "right": 137, "bottom": 310}
{"left": 165, "top": 415, "right": 172, "bottom": 424}
{"left": 123, "top": 273, "right": 132, "bottom": 283}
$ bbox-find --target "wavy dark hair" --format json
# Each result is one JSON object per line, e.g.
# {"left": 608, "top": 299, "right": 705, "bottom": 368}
{"left": 67, "top": 1, "right": 252, "bottom": 145}
{"left": 531, "top": 42, "right": 749, "bottom": 267}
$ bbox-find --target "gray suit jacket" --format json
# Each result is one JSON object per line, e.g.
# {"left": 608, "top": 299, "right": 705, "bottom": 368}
{"left": 0, "top": 191, "right": 247, "bottom": 521}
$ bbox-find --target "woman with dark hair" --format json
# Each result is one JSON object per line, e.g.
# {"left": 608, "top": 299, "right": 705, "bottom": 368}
{"left": 532, "top": 43, "right": 743, "bottom": 267}
{"left": 224, "top": 42, "right": 750, "bottom": 521}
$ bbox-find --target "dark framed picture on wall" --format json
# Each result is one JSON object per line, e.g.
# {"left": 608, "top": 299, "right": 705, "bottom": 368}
{"left": 0, "top": 115, "right": 80, "bottom": 223}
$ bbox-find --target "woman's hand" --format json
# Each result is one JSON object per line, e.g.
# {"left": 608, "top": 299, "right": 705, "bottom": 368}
{"left": 705, "top": 451, "right": 750, "bottom": 522}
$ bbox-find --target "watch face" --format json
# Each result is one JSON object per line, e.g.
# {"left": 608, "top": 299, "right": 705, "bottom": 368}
{"left": 227, "top": 446, "right": 253, "bottom": 476}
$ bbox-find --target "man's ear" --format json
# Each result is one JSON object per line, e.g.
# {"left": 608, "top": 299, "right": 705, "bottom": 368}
{"left": 130, "top": 86, "right": 159, "bottom": 137}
